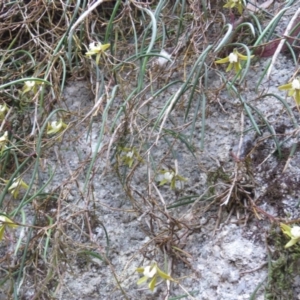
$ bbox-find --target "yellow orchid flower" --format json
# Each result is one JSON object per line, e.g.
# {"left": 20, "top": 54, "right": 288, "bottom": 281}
{"left": 136, "top": 262, "right": 175, "bottom": 291}
{"left": 158, "top": 169, "right": 187, "bottom": 190}
{"left": 0, "top": 214, "right": 18, "bottom": 241}
{"left": 47, "top": 119, "right": 68, "bottom": 135}
{"left": 223, "top": 0, "right": 244, "bottom": 14}
{"left": 280, "top": 223, "right": 300, "bottom": 248}
{"left": 85, "top": 42, "right": 110, "bottom": 65}
{"left": 122, "top": 150, "right": 135, "bottom": 168}
{"left": 6, "top": 177, "right": 29, "bottom": 199}
{"left": 215, "top": 48, "right": 254, "bottom": 74}
{"left": 0, "top": 103, "right": 9, "bottom": 120}
{"left": 119, "top": 147, "right": 143, "bottom": 168}
{"left": 22, "top": 80, "right": 43, "bottom": 94}
{"left": 278, "top": 77, "right": 300, "bottom": 107}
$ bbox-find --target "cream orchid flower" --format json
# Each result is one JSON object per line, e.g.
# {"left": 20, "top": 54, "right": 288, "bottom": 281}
{"left": 223, "top": 0, "right": 244, "bottom": 14}
{"left": 281, "top": 223, "right": 300, "bottom": 248}
{"left": 7, "top": 178, "right": 29, "bottom": 199}
{"left": 0, "top": 214, "right": 18, "bottom": 241}
{"left": 85, "top": 42, "right": 110, "bottom": 64}
{"left": 47, "top": 119, "right": 67, "bottom": 135}
{"left": 215, "top": 48, "right": 254, "bottom": 74}
{"left": 119, "top": 147, "right": 143, "bottom": 168}
{"left": 0, "top": 103, "right": 9, "bottom": 120}
{"left": 0, "top": 131, "right": 9, "bottom": 154}
{"left": 278, "top": 77, "right": 300, "bottom": 107}
{"left": 22, "top": 80, "right": 42, "bottom": 94}
{"left": 136, "top": 262, "right": 175, "bottom": 291}
{"left": 159, "top": 169, "right": 187, "bottom": 189}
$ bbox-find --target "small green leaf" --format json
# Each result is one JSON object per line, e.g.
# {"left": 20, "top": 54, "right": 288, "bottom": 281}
{"left": 136, "top": 267, "right": 144, "bottom": 273}
{"left": 0, "top": 215, "right": 18, "bottom": 241}
{"left": 0, "top": 226, "right": 4, "bottom": 241}
{"left": 295, "top": 90, "right": 300, "bottom": 105}
{"left": 215, "top": 57, "right": 230, "bottom": 64}
{"left": 176, "top": 175, "right": 187, "bottom": 182}
{"left": 281, "top": 223, "right": 292, "bottom": 238}
{"left": 170, "top": 179, "right": 176, "bottom": 190}
{"left": 137, "top": 276, "right": 149, "bottom": 285}
{"left": 278, "top": 83, "right": 293, "bottom": 91}
{"left": 285, "top": 238, "right": 299, "bottom": 248}
{"left": 149, "top": 276, "right": 157, "bottom": 291}
{"left": 159, "top": 179, "right": 169, "bottom": 186}
{"left": 157, "top": 268, "right": 173, "bottom": 281}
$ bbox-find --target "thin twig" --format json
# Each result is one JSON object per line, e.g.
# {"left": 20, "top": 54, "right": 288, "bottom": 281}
{"left": 267, "top": 7, "right": 300, "bottom": 79}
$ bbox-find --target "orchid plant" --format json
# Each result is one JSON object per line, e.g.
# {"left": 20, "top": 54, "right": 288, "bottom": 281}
{"left": 278, "top": 77, "right": 300, "bottom": 107}
{"left": 0, "top": 103, "right": 9, "bottom": 120}
{"left": 85, "top": 42, "right": 110, "bottom": 65}
{"left": 6, "top": 177, "right": 29, "bottom": 199}
{"left": 223, "top": 0, "right": 244, "bottom": 14}
{"left": 118, "top": 147, "right": 143, "bottom": 168}
{"left": 158, "top": 169, "right": 187, "bottom": 190}
{"left": 47, "top": 119, "right": 68, "bottom": 135}
{"left": 0, "top": 131, "right": 8, "bottom": 154}
{"left": 215, "top": 48, "right": 254, "bottom": 75}
{"left": 136, "top": 262, "right": 175, "bottom": 291}
{"left": 0, "top": 214, "right": 18, "bottom": 241}
{"left": 22, "top": 80, "right": 43, "bottom": 94}
{"left": 280, "top": 223, "right": 300, "bottom": 248}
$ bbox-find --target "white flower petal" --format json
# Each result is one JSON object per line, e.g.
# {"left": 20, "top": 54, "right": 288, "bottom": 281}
{"left": 89, "top": 42, "right": 97, "bottom": 50}
{"left": 291, "top": 226, "right": 300, "bottom": 238}
{"left": 25, "top": 81, "right": 35, "bottom": 88}
{"left": 164, "top": 172, "right": 174, "bottom": 182}
{"left": 0, "top": 131, "right": 8, "bottom": 143}
{"left": 126, "top": 151, "right": 134, "bottom": 158}
{"left": 143, "top": 265, "right": 157, "bottom": 278}
{"left": 0, "top": 105, "right": 7, "bottom": 113}
{"left": 8, "top": 178, "right": 22, "bottom": 190}
{"left": 229, "top": 52, "right": 238, "bottom": 63}
{"left": 292, "top": 78, "right": 300, "bottom": 90}
{"left": 157, "top": 49, "right": 172, "bottom": 66}
{"left": 51, "top": 121, "right": 61, "bottom": 130}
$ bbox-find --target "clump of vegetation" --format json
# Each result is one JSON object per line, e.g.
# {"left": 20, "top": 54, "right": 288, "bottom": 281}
{"left": 262, "top": 225, "right": 300, "bottom": 300}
